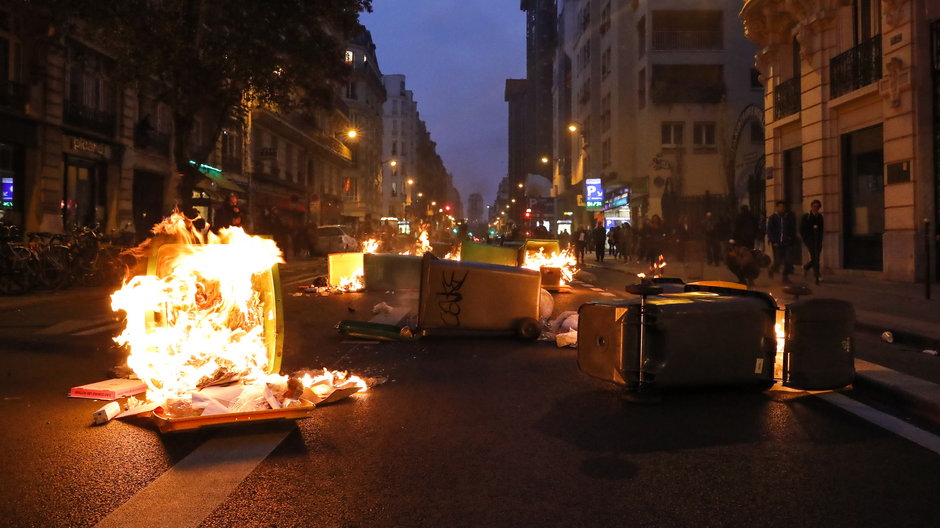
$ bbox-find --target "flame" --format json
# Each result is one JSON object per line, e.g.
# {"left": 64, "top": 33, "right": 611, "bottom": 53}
{"left": 361, "top": 238, "right": 380, "bottom": 254}
{"left": 110, "top": 211, "right": 365, "bottom": 410}
{"left": 651, "top": 254, "right": 667, "bottom": 277}
{"left": 299, "top": 369, "right": 368, "bottom": 399}
{"left": 522, "top": 247, "right": 579, "bottom": 285}
{"left": 400, "top": 228, "right": 432, "bottom": 256}
{"left": 443, "top": 244, "right": 461, "bottom": 261}
{"left": 774, "top": 310, "right": 785, "bottom": 380}
{"left": 335, "top": 269, "right": 365, "bottom": 292}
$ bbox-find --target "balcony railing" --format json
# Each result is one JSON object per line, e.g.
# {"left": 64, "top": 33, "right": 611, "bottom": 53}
{"left": 0, "top": 80, "right": 27, "bottom": 112}
{"left": 133, "top": 127, "right": 171, "bottom": 155}
{"left": 63, "top": 100, "right": 116, "bottom": 136}
{"left": 651, "top": 30, "right": 722, "bottom": 51}
{"left": 774, "top": 77, "right": 800, "bottom": 119}
{"left": 830, "top": 34, "right": 882, "bottom": 99}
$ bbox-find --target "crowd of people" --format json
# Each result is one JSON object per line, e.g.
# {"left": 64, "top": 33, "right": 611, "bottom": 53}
{"left": 560, "top": 201, "right": 825, "bottom": 287}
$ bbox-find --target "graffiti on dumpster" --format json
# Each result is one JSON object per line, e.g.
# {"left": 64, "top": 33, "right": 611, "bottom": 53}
{"left": 437, "top": 270, "right": 469, "bottom": 326}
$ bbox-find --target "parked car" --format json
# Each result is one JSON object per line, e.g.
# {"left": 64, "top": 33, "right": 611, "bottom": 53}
{"left": 316, "top": 225, "right": 359, "bottom": 254}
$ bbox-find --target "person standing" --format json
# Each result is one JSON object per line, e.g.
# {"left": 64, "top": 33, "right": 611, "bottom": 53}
{"left": 213, "top": 192, "right": 242, "bottom": 233}
{"left": 732, "top": 205, "right": 759, "bottom": 250}
{"left": 593, "top": 221, "right": 607, "bottom": 262}
{"left": 767, "top": 200, "right": 797, "bottom": 283}
{"left": 608, "top": 224, "right": 620, "bottom": 259}
{"left": 618, "top": 221, "right": 632, "bottom": 262}
{"left": 703, "top": 212, "right": 721, "bottom": 266}
{"left": 800, "top": 199, "right": 824, "bottom": 285}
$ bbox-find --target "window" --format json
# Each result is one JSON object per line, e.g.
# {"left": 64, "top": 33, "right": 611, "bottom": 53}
{"left": 392, "top": 100, "right": 399, "bottom": 115}
{"left": 578, "top": 42, "right": 591, "bottom": 72}
{"left": 601, "top": 138, "right": 611, "bottom": 167}
{"left": 853, "top": 0, "right": 882, "bottom": 43}
{"left": 345, "top": 81, "right": 358, "bottom": 100}
{"left": 579, "top": 3, "right": 591, "bottom": 35}
{"left": 578, "top": 78, "right": 591, "bottom": 106}
{"left": 600, "top": 93, "right": 611, "bottom": 132}
{"left": 750, "top": 122, "right": 764, "bottom": 144}
{"left": 661, "top": 122, "right": 684, "bottom": 146}
{"left": 600, "top": 1, "right": 611, "bottom": 35}
{"left": 693, "top": 122, "right": 716, "bottom": 149}
{"left": 651, "top": 10, "right": 723, "bottom": 50}
{"left": 650, "top": 64, "right": 724, "bottom": 104}
{"left": 391, "top": 141, "right": 398, "bottom": 155}
{"left": 601, "top": 47, "right": 611, "bottom": 79}
{"left": 344, "top": 50, "right": 353, "bottom": 63}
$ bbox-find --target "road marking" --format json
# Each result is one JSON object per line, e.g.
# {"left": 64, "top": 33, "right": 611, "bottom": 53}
{"left": 72, "top": 322, "right": 123, "bottom": 336}
{"left": 815, "top": 392, "right": 940, "bottom": 455}
{"left": 37, "top": 317, "right": 115, "bottom": 335}
{"left": 281, "top": 274, "right": 322, "bottom": 288}
{"left": 599, "top": 292, "right": 616, "bottom": 297}
{"left": 95, "top": 429, "right": 290, "bottom": 528}
{"left": 590, "top": 287, "right": 604, "bottom": 292}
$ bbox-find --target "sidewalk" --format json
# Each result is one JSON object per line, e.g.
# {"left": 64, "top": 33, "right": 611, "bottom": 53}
{"left": 582, "top": 256, "right": 940, "bottom": 423}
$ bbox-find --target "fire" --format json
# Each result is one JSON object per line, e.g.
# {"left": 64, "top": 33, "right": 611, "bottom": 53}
{"left": 335, "top": 270, "right": 365, "bottom": 292}
{"left": 300, "top": 369, "right": 368, "bottom": 400}
{"left": 651, "top": 254, "right": 667, "bottom": 277}
{"left": 361, "top": 238, "right": 380, "bottom": 254}
{"left": 110, "top": 211, "right": 365, "bottom": 413}
{"left": 443, "top": 245, "right": 461, "bottom": 261}
{"left": 400, "top": 228, "right": 432, "bottom": 256}
{"left": 522, "top": 247, "right": 578, "bottom": 285}
{"left": 774, "top": 310, "right": 786, "bottom": 380}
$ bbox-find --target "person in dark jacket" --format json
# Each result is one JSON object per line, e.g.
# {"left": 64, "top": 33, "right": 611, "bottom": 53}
{"left": 800, "top": 199, "right": 824, "bottom": 284}
{"left": 766, "top": 200, "right": 797, "bottom": 283}
{"left": 592, "top": 222, "right": 607, "bottom": 262}
{"left": 213, "top": 193, "right": 242, "bottom": 233}
{"left": 732, "top": 205, "right": 759, "bottom": 249}
{"left": 574, "top": 227, "right": 588, "bottom": 264}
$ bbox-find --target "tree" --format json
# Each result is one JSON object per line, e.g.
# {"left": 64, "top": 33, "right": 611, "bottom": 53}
{"left": 21, "top": 0, "right": 371, "bottom": 208}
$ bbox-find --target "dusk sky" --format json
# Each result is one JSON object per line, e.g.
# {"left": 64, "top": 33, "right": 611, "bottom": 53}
{"left": 360, "top": 1, "right": 527, "bottom": 211}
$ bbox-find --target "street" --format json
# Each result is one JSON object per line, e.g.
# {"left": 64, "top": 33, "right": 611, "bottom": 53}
{"left": 0, "top": 260, "right": 938, "bottom": 527}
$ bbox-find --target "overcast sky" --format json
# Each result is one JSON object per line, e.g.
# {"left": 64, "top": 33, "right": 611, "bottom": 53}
{"left": 360, "top": 1, "right": 527, "bottom": 209}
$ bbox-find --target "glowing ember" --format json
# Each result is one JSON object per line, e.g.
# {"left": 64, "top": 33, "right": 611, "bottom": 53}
{"left": 335, "top": 269, "right": 365, "bottom": 292}
{"left": 110, "top": 211, "right": 366, "bottom": 412}
{"left": 299, "top": 369, "right": 368, "bottom": 400}
{"left": 400, "top": 228, "right": 432, "bottom": 256}
{"left": 522, "top": 247, "right": 578, "bottom": 285}
{"left": 361, "top": 238, "right": 380, "bottom": 254}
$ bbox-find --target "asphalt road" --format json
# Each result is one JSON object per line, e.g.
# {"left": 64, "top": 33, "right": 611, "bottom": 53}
{"left": 0, "top": 259, "right": 939, "bottom": 527}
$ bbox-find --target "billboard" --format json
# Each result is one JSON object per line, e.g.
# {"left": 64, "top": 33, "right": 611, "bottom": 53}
{"left": 1, "top": 177, "right": 12, "bottom": 208}
{"left": 585, "top": 178, "right": 603, "bottom": 209}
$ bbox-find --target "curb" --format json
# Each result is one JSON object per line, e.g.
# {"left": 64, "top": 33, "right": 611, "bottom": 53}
{"left": 854, "top": 360, "right": 940, "bottom": 425}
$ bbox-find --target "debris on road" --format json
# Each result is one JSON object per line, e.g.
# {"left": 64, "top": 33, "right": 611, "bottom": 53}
{"left": 922, "top": 349, "right": 938, "bottom": 356}
{"left": 556, "top": 330, "right": 578, "bottom": 348}
{"left": 92, "top": 401, "right": 122, "bottom": 424}
{"left": 70, "top": 378, "right": 147, "bottom": 400}
{"left": 882, "top": 331, "right": 895, "bottom": 343}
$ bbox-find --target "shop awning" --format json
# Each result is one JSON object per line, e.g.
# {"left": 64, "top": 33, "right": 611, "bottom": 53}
{"left": 191, "top": 161, "right": 244, "bottom": 193}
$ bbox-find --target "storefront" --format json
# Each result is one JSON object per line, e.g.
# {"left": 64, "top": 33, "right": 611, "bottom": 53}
{"left": 602, "top": 189, "right": 632, "bottom": 229}
{"left": 62, "top": 135, "right": 114, "bottom": 231}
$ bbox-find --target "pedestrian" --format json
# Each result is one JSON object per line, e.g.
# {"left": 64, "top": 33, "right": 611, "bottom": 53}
{"left": 800, "top": 199, "right": 824, "bottom": 285}
{"left": 574, "top": 227, "right": 588, "bottom": 264}
{"left": 618, "top": 222, "right": 632, "bottom": 262}
{"left": 767, "top": 200, "right": 797, "bottom": 283}
{"left": 703, "top": 211, "right": 721, "bottom": 266}
{"left": 592, "top": 221, "right": 607, "bottom": 262}
{"left": 559, "top": 229, "right": 571, "bottom": 250}
{"left": 732, "top": 205, "right": 759, "bottom": 250}
{"left": 608, "top": 224, "right": 620, "bottom": 258}
{"left": 643, "top": 215, "right": 666, "bottom": 264}
{"left": 672, "top": 215, "right": 692, "bottom": 262}
{"left": 213, "top": 192, "right": 242, "bottom": 233}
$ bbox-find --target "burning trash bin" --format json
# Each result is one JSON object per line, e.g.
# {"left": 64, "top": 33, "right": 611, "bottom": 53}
{"left": 459, "top": 240, "right": 520, "bottom": 267}
{"left": 107, "top": 212, "right": 366, "bottom": 432}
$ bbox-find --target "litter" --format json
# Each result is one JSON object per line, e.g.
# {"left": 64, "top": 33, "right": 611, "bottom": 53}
{"left": 92, "top": 401, "right": 123, "bottom": 424}
{"left": 923, "top": 349, "right": 938, "bottom": 356}
{"left": 881, "top": 331, "right": 894, "bottom": 343}
{"left": 539, "top": 288, "right": 554, "bottom": 320}
{"left": 556, "top": 330, "right": 578, "bottom": 348}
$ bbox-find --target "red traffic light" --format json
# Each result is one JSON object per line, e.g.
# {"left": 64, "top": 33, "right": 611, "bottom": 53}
{"left": 524, "top": 211, "right": 531, "bottom": 219}
{"left": 444, "top": 205, "right": 451, "bottom": 212}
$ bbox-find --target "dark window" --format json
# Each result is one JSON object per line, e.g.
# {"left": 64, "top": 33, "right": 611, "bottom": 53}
{"left": 651, "top": 10, "right": 723, "bottom": 50}
{"left": 651, "top": 64, "right": 725, "bottom": 104}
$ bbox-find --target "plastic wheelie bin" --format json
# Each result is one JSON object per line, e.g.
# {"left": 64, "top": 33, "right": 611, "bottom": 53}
{"left": 363, "top": 253, "right": 422, "bottom": 291}
{"left": 782, "top": 298, "right": 855, "bottom": 390}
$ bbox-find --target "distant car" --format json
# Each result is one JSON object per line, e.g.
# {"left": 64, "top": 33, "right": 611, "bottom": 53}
{"left": 316, "top": 225, "right": 359, "bottom": 254}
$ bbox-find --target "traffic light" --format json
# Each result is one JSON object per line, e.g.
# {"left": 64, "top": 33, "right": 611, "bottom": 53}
{"left": 444, "top": 204, "right": 451, "bottom": 212}
{"left": 524, "top": 211, "right": 531, "bottom": 219}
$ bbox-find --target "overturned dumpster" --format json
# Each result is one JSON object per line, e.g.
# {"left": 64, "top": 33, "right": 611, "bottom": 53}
{"left": 578, "top": 280, "right": 855, "bottom": 397}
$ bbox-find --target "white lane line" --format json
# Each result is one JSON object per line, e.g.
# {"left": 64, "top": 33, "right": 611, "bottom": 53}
{"left": 72, "top": 322, "right": 123, "bottom": 336}
{"left": 590, "top": 287, "right": 605, "bottom": 292}
{"left": 281, "top": 274, "right": 321, "bottom": 288}
{"left": 37, "top": 317, "right": 115, "bottom": 335}
{"left": 95, "top": 429, "right": 290, "bottom": 528}
{"left": 815, "top": 392, "right": 940, "bottom": 455}
{"left": 599, "top": 292, "right": 616, "bottom": 297}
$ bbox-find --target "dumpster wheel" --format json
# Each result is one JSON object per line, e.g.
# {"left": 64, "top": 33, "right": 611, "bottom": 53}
{"left": 517, "top": 318, "right": 541, "bottom": 341}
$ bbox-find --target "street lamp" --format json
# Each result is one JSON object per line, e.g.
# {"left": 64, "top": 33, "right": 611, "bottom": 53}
{"left": 517, "top": 182, "right": 524, "bottom": 189}
{"left": 540, "top": 156, "right": 550, "bottom": 164}
{"left": 406, "top": 178, "right": 414, "bottom": 185}
{"left": 417, "top": 192, "right": 424, "bottom": 198}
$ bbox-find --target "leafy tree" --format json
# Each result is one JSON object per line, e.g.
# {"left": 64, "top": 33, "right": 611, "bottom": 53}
{"left": 19, "top": 0, "right": 371, "bottom": 208}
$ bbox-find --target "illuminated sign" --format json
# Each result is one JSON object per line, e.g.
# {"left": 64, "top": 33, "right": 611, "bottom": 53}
{"left": 585, "top": 178, "right": 603, "bottom": 209}
{"left": 1, "top": 177, "right": 12, "bottom": 208}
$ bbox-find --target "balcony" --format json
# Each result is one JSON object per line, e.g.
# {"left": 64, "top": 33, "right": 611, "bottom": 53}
{"left": 0, "top": 80, "right": 27, "bottom": 113}
{"left": 651, "top": 30, "right": 722, "bottom": 51}
{"left": 774, "top": 77, "right": 800, "bottom": 119}
{"left": 830, "top": 35, "right": 882, "bottom": 99}
{"left": 63, "top": 100, "right": 116, "bottom": 136}
{"left": 133, "top": 126, "right": 170, "bottom": 156}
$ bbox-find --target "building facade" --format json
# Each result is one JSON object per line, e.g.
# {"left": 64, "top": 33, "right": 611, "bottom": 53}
{"left": 554, "top": 0, "right": 762, "bottom": 232}
{"left": 380, "top": 74, "right": 418, "bottom": 225}
{"left": 340, "top": 30, "right": 387, "bottom": 228}
{"left": 741, "top": 0, "right": 937, "bottom": 282}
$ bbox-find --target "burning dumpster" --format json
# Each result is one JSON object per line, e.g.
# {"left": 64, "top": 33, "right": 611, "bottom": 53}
{"left": 108, "top": 212, "right": 366, "bottom": 432}
{"left": 328, "top": 252, "right": 365, "bottom": 291}
{"left": 521, "top": 239, "right": 577, "bottom": 291}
